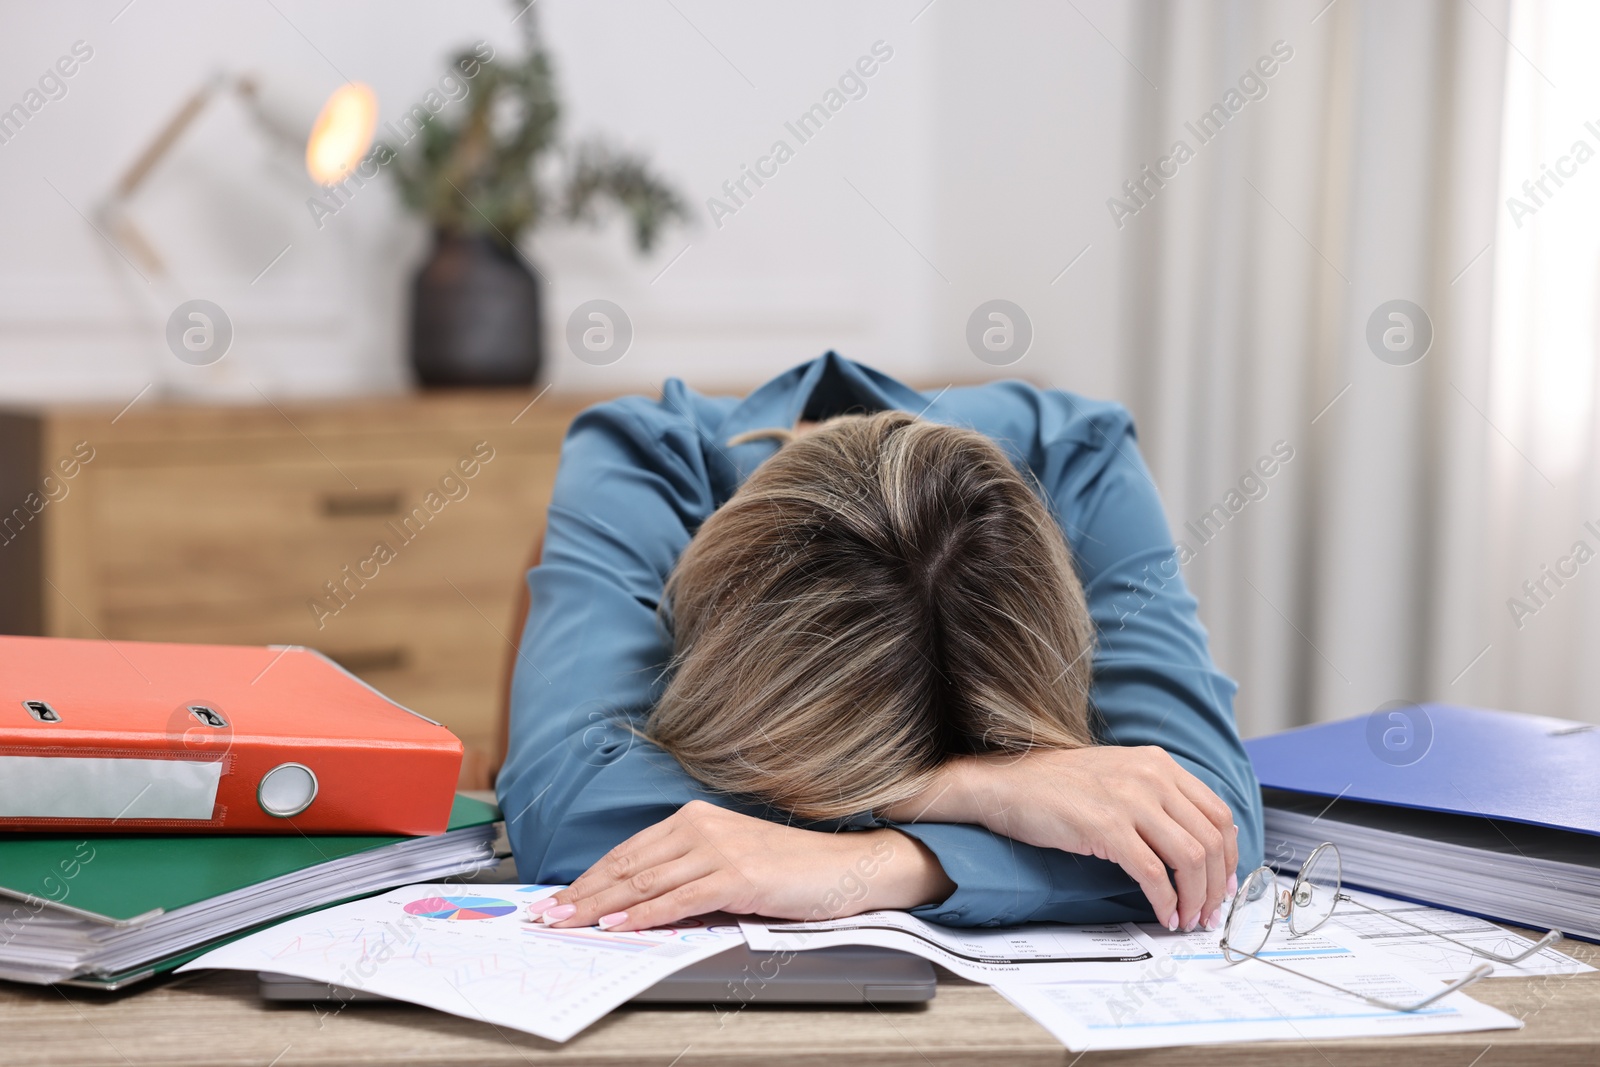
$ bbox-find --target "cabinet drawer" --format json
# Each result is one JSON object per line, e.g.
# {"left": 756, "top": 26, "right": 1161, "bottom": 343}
{"left": 90, "top": 452, "right": 555, "bottom": 616}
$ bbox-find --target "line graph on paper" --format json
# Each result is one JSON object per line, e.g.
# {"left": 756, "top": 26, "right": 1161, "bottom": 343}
{"left": 184, "top": 883, "right": 747, "bottom": 1039}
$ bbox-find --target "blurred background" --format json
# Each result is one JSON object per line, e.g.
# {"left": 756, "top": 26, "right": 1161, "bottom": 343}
{"left": 2, "top": 0, "right": 1596, "bottom": 787}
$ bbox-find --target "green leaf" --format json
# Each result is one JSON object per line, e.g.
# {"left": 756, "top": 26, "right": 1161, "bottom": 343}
{"left": 376, "top": 0, "right": 683, "bottom": 254}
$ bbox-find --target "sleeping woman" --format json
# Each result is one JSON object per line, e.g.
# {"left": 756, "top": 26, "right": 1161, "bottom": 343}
{"left": 496, "top": 352, "right": 1262, "bottom": 935}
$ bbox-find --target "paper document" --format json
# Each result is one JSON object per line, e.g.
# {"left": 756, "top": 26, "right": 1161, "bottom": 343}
{"left": 995, "top": 956, "right": 1522, "bottom": 1051}
{"left": 1136, "top": 921, "right": 1361, "bottom": 969}
{"left": 740, "top": 910, "right": 1155, "bottom": 983}
{"left": 1015, "top": 910, "right": 1532, "bottom": 1050}
{"left": 1331, "top": 889, "right": 1593, "bottom": 979}
{"left": 1134, "top": 891, "right": 1592, "bottom": 981}
{"left": 179, "top": 883, "right": 743, "bottom": 1042}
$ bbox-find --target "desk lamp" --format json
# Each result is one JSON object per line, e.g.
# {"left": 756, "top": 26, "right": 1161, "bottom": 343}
{"left": 100, "top": 77, "right": 378, "bottom": 277}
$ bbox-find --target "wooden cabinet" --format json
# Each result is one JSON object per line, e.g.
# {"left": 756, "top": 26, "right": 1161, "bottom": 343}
{"left": 0, "top": 391, "right": 604, "bottom": 789}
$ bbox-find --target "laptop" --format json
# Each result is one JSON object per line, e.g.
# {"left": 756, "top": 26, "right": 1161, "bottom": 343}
{"left": 258, "top": 943, "right": 936, "bottom": 1005}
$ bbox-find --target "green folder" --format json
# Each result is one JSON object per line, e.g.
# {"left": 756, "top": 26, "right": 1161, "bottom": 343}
{"left": 0, "top": 794, "right": 500, "bottom": 926}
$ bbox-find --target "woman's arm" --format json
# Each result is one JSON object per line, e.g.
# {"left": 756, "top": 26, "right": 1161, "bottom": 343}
{"left": 884, "top": 747, "right": 1238, "bottom": 931}
{"left": 533, "top": 802, "right": 954, "bottom": 932}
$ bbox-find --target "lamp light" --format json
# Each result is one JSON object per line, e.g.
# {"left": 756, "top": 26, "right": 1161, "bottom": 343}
{"left": 100, "top": 77, "right": 380, "bottom": 276}
{"left": 306, "top": 83, "right": 378, "bottom": 185}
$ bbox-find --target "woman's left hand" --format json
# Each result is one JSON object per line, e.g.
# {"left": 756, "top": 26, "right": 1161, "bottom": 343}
{"left": 531, "top": 800, "right": 954, "bottom": 932}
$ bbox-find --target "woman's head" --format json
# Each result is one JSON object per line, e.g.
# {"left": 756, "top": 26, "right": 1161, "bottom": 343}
{"left": 649, "top": 410, "right": 1095, "bottom": 820}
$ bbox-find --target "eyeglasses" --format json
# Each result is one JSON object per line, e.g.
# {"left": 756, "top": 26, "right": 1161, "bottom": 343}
{"left": 1219, "top": 841, "right": 1564, "bottom": 1012}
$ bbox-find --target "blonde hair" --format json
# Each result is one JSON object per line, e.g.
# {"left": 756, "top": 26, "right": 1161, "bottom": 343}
{"left": 648, "top": 411, "right": 1095, "bottom": 820}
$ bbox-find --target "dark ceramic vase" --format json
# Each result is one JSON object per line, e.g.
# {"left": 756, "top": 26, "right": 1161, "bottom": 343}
{"left": 409, "top": 231, "right": 542, "bottom": 387}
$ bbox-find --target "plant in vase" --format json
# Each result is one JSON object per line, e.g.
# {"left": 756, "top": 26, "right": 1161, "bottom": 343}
{"left": 384, "top": 6, "right": 686, "bottom": 387}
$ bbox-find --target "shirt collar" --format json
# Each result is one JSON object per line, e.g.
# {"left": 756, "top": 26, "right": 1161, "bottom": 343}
{"left": 706, "top": 351, "right": 930, "bottom": 484}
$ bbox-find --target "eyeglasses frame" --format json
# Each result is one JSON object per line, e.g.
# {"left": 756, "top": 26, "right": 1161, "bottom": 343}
{"left": 1216, "top": 841, "right": 1562, "bottom": 1013}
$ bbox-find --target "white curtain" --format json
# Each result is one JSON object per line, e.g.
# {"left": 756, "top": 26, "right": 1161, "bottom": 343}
{"left": 1107, "top": 0, "right": 1525, "bottom": 735}
{"left": 1475, "top": 0, "right": 1600, "bottom": 724}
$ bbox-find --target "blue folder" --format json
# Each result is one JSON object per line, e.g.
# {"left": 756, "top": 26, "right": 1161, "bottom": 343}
{"left": 1244, "top": 703, "right": 1600, "bottom": 837}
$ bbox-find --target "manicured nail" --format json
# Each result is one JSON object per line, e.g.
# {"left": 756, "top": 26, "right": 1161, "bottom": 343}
{"left": 1206, "top": 908, "right": 1223, "bottom": 931}
{"left": 524, "top": 897, "right": 557, "bottom": 915}
{"left": 538, "top": 903, "right": 577, "bottom": 923}
{"left": 1184, "top": 912, "right": 1199, "bottom": 932}
{"left": 1232, "top": 823, "right": 1239, "bottom": 833}
{"left": 597, "top": 911, "right": 628, "bottom": 930}
{"left": 1226, "top": 873, "right": 1238, "bottom": 896}
{"left": 1167, "top": 912, "right": 1180, "bottom": 931}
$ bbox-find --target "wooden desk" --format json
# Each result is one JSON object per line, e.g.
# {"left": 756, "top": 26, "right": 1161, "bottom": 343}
{"left": 3, "top": 932, "right": 1595, "bottom": 1065}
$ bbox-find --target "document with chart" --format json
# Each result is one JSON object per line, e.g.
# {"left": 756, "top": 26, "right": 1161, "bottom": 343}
{"left": 994, "top": 956, "right": 1522, "bottom": 1051}
{"left": 178, "top": 883, "right": 743, "bottom": 1042}
{"left": 1331, "top": 888, "right": 1593, "bottom": 979}
{"left": 740, "top": 910, "right": 1157, "bottom": 983}
{"left": 996, "top": 909, "right": 1527, "bottom": 1050}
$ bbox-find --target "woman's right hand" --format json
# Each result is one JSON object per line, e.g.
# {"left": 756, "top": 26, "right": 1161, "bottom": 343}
{"left": 883, "top": 746, "right": 1239, "bottom": 932}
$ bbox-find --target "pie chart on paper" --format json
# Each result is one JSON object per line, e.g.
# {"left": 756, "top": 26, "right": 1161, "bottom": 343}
{"left": 403, "top": 895, "right": 518, "bottom": 921}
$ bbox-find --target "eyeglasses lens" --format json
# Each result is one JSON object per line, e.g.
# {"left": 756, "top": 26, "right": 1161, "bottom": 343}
{"left": 1289, "top": 842, "right": 1342, "bottom": 936}
{"left": 1223, "top": 867, "right": 1277, "bottom": 961}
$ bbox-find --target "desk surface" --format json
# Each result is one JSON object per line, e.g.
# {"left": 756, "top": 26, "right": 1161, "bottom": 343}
{"left": 3, "top": 932, "right": 1597, "bottom": 1066}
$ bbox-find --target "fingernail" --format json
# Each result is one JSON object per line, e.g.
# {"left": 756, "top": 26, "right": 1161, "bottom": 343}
{"left": 1232, "top": 823, "right": 1239, "bottom": 834}
{"left": 1184, "top": 913, "right": 1198, "bottom": 932}
{"left": 597, "top": 911, "right": 628, "bottom": 929}
{"left": 524, "top": 897, "right": 557, "bottom": 915}
{"left": 1226, "top": 873, "right": 1238, "bottom": 896}
{"left": 1206, "top": 907, "right": 1223, "bottom": 931}
{"left": 540, "top": 903, "right": 577, "bottom": 923}
{"left": 1167, "top": 912, "right": 1180, "bottom": 931}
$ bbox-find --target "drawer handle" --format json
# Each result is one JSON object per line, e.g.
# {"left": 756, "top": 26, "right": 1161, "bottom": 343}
{"left": 327, "top": 647, "right": 410, "bottom": 674}
{"left": 319, "top": 491, "right": 402, "bottom": 518}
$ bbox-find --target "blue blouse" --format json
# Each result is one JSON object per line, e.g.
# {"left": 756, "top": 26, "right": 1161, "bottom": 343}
{"left": 497, "top": 353, "right": 1263, "bottom": 927}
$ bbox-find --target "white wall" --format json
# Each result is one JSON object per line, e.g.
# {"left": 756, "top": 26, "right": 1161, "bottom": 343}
{"left": 0, "top": 0, "right": 1136, "bottom": 402}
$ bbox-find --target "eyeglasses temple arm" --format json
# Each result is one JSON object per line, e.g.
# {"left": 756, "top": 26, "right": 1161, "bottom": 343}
{"left": 1231, "top": 947, "right": 1493, "bottom": 1012}
{"left": 1376, "top": 963, "right": 1496, "bottom": 1012}
{"left": 1341, "top": 894, "right": 1564, "bottom": 963}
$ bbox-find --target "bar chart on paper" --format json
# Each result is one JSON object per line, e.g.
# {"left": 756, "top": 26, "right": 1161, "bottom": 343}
{"left": 178, "top": 883, "right": 745, "bottom": 1041}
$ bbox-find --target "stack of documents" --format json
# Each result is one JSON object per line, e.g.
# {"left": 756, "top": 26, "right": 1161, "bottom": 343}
{"left": 0, "top": 795, "right": 500, "bottom": 987}
{"left": 744, "top": 903, "right": 1575, "bottom": 1051}
{"left": 1247, "top": 704, "right": 1600, "bottom": 941}
{"left": 184, "top": 879, "right": 1591, "bottom": 1049}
